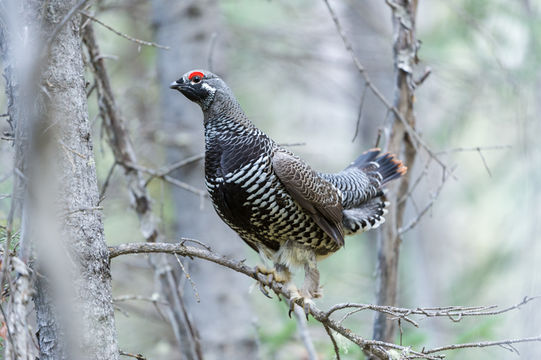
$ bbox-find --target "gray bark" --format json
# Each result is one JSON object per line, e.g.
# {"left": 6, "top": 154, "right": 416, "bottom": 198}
{"left": 372, "top": 0, "right": 418, "bottom": 346}
{"left": 1, "top": 1, "right": 119, "bottom": 359}
{"left": 81, "top": 19, "right": 204, "bottom": 360}
{"left": 152, "top": 1, "right": 258, "bottom": 359}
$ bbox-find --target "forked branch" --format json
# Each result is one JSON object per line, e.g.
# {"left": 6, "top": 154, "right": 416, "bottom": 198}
{"left": 109, "top": 241, "right": 540, "bottom": 359}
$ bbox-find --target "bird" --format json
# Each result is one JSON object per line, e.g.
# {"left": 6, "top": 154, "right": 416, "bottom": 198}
{"left": 170, "top": 69, "right": 407, "bottom": 312}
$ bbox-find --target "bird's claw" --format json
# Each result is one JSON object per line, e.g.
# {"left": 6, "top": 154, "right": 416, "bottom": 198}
{"left": 255, "top": 265, "right": 289, "bottom": 299}
{"left": 287, "top": 286, "right": 313, "bottom": 320}
{"left": 255, "top": 265, "right": 289, "bottom": 284}
{"left": 258, "top": 282, "right": 272, "bottom": 299}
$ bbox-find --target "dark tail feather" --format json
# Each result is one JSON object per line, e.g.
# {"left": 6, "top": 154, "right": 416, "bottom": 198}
{"left": 348, "top": 148, "right": 407, "bottom": 185}
{"left": 376, "top": 152, "right": 408, "bottom": 184}
{"left": 343, "top": 199, "right": 389, "bottom": 235}
{"left": 348, "top": 148, "right": 380, "bottom": 168}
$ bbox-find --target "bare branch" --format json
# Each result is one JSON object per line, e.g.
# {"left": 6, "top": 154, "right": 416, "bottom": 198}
{"left": 423, "top": 335, "right": 541, "bottom": 355}
{"left": 476, "top": 148, "right": 492, "bottom": 177}
{"left": 323, "top": 324, "right": 341, "bottom": 360}
{"left": 207, "top": 32, "right": 218, "bottom": 72}
{"left": 351, "top": 83, "right": 369, "bottom": 142}
{"left": 293, "top": 305, "right": 318, "bottom": 360}
{"left": 277, "top": 142, "right": 307, "bottom": 147}
{"left": 120, "top": 161, "right": 207, "bottom": 198}
{"left": 99, "top": 161, "right": 117, "bottom": 201}
{"left": 108, "top": 242, "right": 448, "bottom": 359}
{"left": 109, "top": 240, "right": 541, "bottom": 358}
{"left": 119, "top": 350, "right": 147, "bottom": 360}
{"left": 162, "top": 175, "right": 207, "bottom": 199}
{"left": 435, "top": 145, "right": 512, "bottom": 155}
{"left": 322, "top": 0, "right": 446, "bottom": 171}
{"left": 113, "top": 294, "right": 168, "bottom": 306}
{"left": 399, "top": 166, "right": 456, "bottom": 235}
{"left": 80, "top": 11, "right": 170, "bottom": 50}
{"left": 326, "top": 296, "right": 540, "bottom": 323}
{"left": 173, "top": 254, "right": 200, "bottom": 303}
{"left": 143, "top": 153, "right": 204, "bottom": 186}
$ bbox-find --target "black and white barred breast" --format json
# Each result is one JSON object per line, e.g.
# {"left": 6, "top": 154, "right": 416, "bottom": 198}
{"left": 204, "top": 120, "right": 339, "bottom": 259}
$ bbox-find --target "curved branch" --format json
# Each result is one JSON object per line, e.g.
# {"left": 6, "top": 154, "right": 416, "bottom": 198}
{"left": 423, "top": 335, "right": 541, "bottom": 355}
{"left": 109, "top": 241, "right": 541, "bottom": 359}
{"left": 107, "top": 242, "right": 439, "bottom": 359}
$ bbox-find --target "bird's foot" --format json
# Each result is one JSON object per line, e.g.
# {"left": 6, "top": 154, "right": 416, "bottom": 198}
{"left": 255, "top": 265, "right": 289, "bottom": 299}
{"left": 286, "top": 284, "right": 314, "bottom": 320}
{"left": 255, "top": 265, "right": 290, "bottom": 283}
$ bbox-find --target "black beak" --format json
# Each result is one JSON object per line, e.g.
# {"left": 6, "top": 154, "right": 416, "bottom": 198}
{"left": 169, "top": 80, "right": 183, "bottom": 90}
{"left": 169, "top": 78, "right": 199, "bottom": 102}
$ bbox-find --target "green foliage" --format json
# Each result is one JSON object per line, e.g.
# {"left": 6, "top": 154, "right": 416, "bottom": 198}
{"left": 257, "top": 315, "right": 297, "bottom": 354}
{"left": 399, "top": 328, "right": 429, "bottom": 349}
{"left": 455, "top": 317, "right": 499, "bottom": 344}
{"left": 448, "top": 248, "right": 512, "bottom": 305}
{"left": 0, "top": 225, "right": 19, "bottom": 252}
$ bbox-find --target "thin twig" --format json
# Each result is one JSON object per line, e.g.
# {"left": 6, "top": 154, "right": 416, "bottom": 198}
{"left": 293, "top": 305, "right": 318, "bottom": 360}
{"left": 80, "top": 11, "right": 170, "bottom": 50}
{"left": 143, "top": 153, "right": 204, "bottom": 187}
{"left": 122, "top": 160, "right": 207, "bottom": 197}
{"left": 476, "top": 147, "right": 492, "bottom": 177}
{"left": 399, "top": 166, "right": 456, "bottom": 235}
{"left": 119, "top": 350, "right": 147, "bottom": 360}
{"left": 179, "top": 237, "right": 213, "bottom": 251}
{"left": 278, "top": 142, "right": 306, "bottom": 147}
{"left": 113, "top": 294, "right": 168, "bottom": 305}
{"left": 423, "top": 335, "right": 541, "bottom": 355}
{"left": 323, "top": 324, "right": 341, "bottom": 360}
{"left": 398, "top": 156, "right": 432, "bottom": 205}
{"left": 322, "top": 0, "right": 447, "bottom": 171}
{"left": 207, "top": 32, "right": 218, "bottom": 72}
{"left": 63, "top": 206, "right": 103, "bottom": 217}
{"left": 351, "top": 83, "right": 369, "bottom": 142}
{"left": 325, "top": 296, "right": 540, "bottom": 323}
{"left": 163, "top": 175, "right": 207, "bottom": 198}
{"left": 99, "top": 161, "right": 117, "bottom": 201}
{"left": 435, "top": 144, "right": 512, "bottom": 155}
{"left": 0, "top": 302, "right": 16, "bottom": 360}
{"left": 173, "top": 254, "right": 200, "bottom": 303}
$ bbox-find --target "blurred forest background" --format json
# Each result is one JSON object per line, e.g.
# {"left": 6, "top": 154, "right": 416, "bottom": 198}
{"left": 1, "top": 0, "right": 540, "bottom": 359}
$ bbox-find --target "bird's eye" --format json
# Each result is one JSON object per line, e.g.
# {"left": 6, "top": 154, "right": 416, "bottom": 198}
{"left": 188, "top": 71, "right": 204, "bottom": 84}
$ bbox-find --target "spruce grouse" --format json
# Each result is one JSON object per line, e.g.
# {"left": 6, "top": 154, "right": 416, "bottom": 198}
{"left": 170, "top": 70, "right": 407, "bottom": 311}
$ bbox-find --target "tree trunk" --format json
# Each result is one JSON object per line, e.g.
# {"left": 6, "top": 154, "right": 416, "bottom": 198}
{"left": 372, "top": 0, "right": 418, "bottom": 346}
{"left": 152, "top": 1, "right": 258, "bottom": 359}
{"left": 81, "top": 19, "right": 203, "bottom": 360}
{"left": 1, "top": 1, "right": 119, "bottom": 359}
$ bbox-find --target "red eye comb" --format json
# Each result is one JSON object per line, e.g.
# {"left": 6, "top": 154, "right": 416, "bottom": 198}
{"left": 189, "top": 71, "right": 204, "bottom": 80}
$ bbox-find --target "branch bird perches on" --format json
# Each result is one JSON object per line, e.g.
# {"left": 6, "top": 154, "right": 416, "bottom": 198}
{"left": 109, "top": 241, "right": 541, "bottom": 360}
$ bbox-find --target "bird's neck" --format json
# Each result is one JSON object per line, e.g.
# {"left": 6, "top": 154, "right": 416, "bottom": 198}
{"left": 203, "top": 90, "right": 254, "bottom": 130}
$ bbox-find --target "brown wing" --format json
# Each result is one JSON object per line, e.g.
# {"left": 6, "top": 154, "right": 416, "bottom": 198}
{"left": 272, "top": 150, "right": 344, "bottom": 247}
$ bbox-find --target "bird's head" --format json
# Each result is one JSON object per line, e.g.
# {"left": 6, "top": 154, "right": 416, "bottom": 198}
{"left": 170, "top": 69, "right": 226, "bottom": 110}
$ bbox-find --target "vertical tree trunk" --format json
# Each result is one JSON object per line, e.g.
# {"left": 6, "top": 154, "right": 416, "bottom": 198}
{"left": 81, "top": 20, "right": 202, "bottom": 360}
{"left": 1, "top": 1, "right": 119, "bottom": 359}
{"left": 152, "top": 1, "right": 258, "bottom": 359}
{"left": 372, "top": 0, "right": 418, "bottom": 345}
